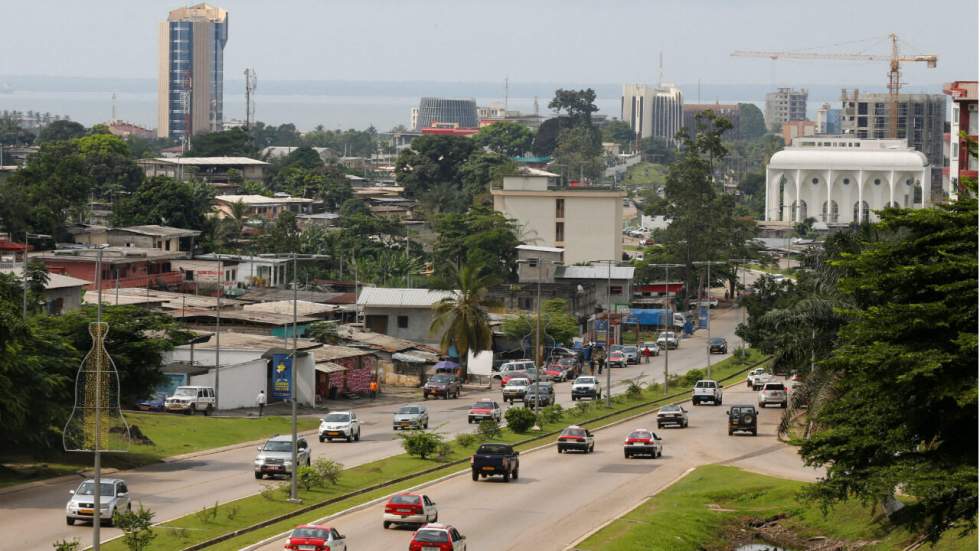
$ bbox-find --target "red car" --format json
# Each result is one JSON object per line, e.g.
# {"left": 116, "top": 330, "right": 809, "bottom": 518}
{"left": 383, "top": 492, "right": 438, "bottom": 529}
{"left": 467, "top": 400, "right": 502, "bottom": 424}
{"left": 283, "top": 523, "right": 347, "bottom": 551}
{"left": 500, "top": 371, "right": 529, "bottom": 386}
{"left": 607, "top": 351, "right": 627, "bottom": 368}
{"left": 408, "top": 523, "right": 467, "bottom": 551}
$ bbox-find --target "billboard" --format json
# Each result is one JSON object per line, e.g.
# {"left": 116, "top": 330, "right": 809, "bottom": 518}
{"left": 271, "top": 354, "right": 292, "bottom": 401}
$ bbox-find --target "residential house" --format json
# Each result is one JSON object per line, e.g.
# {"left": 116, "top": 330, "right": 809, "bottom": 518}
{"left": 33, "top": 247, "right": 189, "bottom": 290}
{"left": 213, "top": 194, "right": 314, "bottom": 221}
{"left": 356, "top": 287, "right": 457, "bottom": 343}
{"left": 137, "top": 157, "right": 269, "bottom": 188}
{"left": 1, "top": 268, "right": 88, "bottom": 314}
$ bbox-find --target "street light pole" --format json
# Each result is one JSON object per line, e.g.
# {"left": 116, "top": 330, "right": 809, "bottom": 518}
{"left": 215, "top": 259, "right": 222, "bottom": 410}
{"left": 605, "top": 260, "right": 613, "bottom": 407}
{"left": 693, "top": 260, "right": 726, "bottom": 379}
{"left": 22, "top": 232, "right": 51, "bottom": 317}
{"left": 92, "top": 246, "right": 104, "bottom": 550}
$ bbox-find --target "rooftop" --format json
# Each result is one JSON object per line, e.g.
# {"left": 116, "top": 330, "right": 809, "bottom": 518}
{"left": 336, "top": 324, "right": 440, "bottom": 353}
{"left": 357, "top": 287, "right": 457, "bottom": 308}
{"left": 238, "top": 287, "right": 351, "bottom": 304}
{"left": 173, "top": 308, "right": 320, "bottom": 326}
{"left": 1, "top": 269, "right": 90, "bottom": 290}
{"left": 109, "top": 225, "right": 201, "bottom": 238}
{"left": 85, "top": 288, "right": 247, "bottom": 310}
{"left": 215, "top": 194, "right": 313, "bottom": 205}
{"left": 186, "top": 332, "right": 322, "bottom": 352}
{"left": 243, "top": 300, "right": 338, "bottom": 317}
{"left": 34, "top": 247, "right": 187, "bottom": 263}
{"left": 556, "top": 265, "right": 635, "bottom": 280}
{"left": 142, "top": 157, "right": 268, "bottom": 166}
{"left": 516, "top": 245, "right": 564, "bottom": 253}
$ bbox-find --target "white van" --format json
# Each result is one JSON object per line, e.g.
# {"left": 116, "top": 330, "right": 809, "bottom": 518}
{"left": 492, "top": 360, "right": 535, "bottom": 383}
{"left": 165, "top": 386, "right": 216, "bottom": 415}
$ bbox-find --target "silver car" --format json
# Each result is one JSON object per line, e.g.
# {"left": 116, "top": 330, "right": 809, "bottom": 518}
{"left": 254, "top": 435, "right": 310, "bottom": 479}
{"left": 393, "top": 404, "right": 429, "bottom": 430}
{"left": 656, "top": 404, "right": 689, "bottom": 428}
{"left": 66, "top": 478, "right": 131, "bottom": 526}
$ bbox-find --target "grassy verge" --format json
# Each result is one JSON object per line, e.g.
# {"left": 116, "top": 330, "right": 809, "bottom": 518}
{"left": 98, "top": 352, "right": 766, "bottom": 551}
{"left": 576, "top": 465, "right": 976, "bottom": 551}
{"left": 1, "top": 414, "right": 318, "bottom": 488}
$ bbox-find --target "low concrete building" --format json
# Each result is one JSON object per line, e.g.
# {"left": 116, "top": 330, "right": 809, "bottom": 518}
{"left": 1, "top": 268, "right": 88, "bottom": 314}
{"left": 137, "top": 157, "right": 269, "bottom": 186}
{"left": 34, "top": 247, "right": 188, "bottom": 290}
{"left": 195, "top": 253, "right": 293, "bottom": 287}
{"left": 213, "top": 194, "right": 314, "bottom": 221}
{"left": 356, "top": 287, "right": 457, "bottom": 343}
{"left": 69, "top": 224, "right": 200, "bottom": 253}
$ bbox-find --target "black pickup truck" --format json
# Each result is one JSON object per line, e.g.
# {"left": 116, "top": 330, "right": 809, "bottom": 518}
{"left": 471, "top": 443, "right": 519, "bottom": 482}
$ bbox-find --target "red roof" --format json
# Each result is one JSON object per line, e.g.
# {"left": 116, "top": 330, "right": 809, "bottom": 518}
{"left": 420, "top": 127, "right": 479, "bottom": 137}
{"left": 0, "top": 240, "right": 28, "bottom": 252}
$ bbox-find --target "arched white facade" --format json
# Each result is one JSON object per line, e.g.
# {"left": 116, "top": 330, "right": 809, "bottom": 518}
{"left": 764, "top": 138, "right": 931, "bottom": 225}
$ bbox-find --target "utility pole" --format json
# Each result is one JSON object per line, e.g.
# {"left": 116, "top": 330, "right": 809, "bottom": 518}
{"left": 693, "top": 260, "right": 726, "bottom": 378}
{"left": 647, "top": 263, "right": 683, "bottom": 394}
{"left": 22, "top": 232, "right": 51, "bottom": 318}
{"left": 214, "top": 259, "right": 222, "bottom": 410}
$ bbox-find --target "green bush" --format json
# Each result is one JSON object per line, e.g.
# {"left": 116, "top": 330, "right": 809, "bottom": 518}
{"left": 435, "top": 441, "right": 454, "bottom": 461}
{"left": 574, "top": 400, "right": 592, "bottom": 416}
{"left": 682, "top": 369, "right": 705, "bottom": 387}
{"left": 476, "top": 419, "right": 502, "bottom": 440}
{"left": 52, "top": 539, "right": 81, "bottom": 551}
{"left": 399, "top": 430, "right": 444, "bottom": 459}
{"left": 114, "top": 503, "right": 156, "bottom": 551}
{"left": 538, "top": 403, "right": 564, "bottom": 424}
{"left": 625, "top": 377, "right": 644, "bottom": 399}
{"left": 504, "top": 406, "right": 537, "bottom": 433}
{"left": 296, "top": 465, "right": 322, "bottom": 491}
{"left": 455, "top": 432, "right": 479, "bottom": 448}
{"left": 312, "top": 457, "right": 343, "bottom": 486}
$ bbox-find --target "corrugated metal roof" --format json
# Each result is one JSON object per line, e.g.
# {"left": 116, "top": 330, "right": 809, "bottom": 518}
{"left": 516, "top": 245, "right": 564, "bottom": 253}
{"left": 112, "top": 225, "right": 201, "bottom": 238}
{"left": 2, "top": 269, "right": 90, "bottom": 290}
{"left": 357, "top": 287, "right": 457, "bottom": 308}
{"left": 556, "top": 265, "right": 635, "bottom": 280}
{"left": 312, "top": 345, "right": 373, "bottom": 362}
{"left": 243, "top": 300, "right": 337, "bottom": 316}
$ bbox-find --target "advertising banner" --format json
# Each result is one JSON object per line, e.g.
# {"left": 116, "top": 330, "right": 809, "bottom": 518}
{"left": 271, "top": 354, "right": 292, "bottom": 401}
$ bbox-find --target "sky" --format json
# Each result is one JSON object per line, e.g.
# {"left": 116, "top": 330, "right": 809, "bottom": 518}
{"left": 0, "top": 0, "right": 976, "bottom": 87}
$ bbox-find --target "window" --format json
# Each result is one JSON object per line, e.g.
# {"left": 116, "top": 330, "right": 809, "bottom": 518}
{"left": 842, "top": 178, "right": 850, "bottom": 185}
{"left": 874, "top": 178, "right": 881, "bottom": 186}
{"left": 397, "top": 315, "right": 409, "bottom": 329}
{"left": 555, "top": 198, "right": 565, "bottom": 218}
{"left": 184, "top": 270, "right": 195, "bottom": 281}
{"left": 555, "top": 222, "right": 565, "bottom": 242}
{"left": 610, "top": 285, "right": 623, "bottom": 295}
{"left": 811, "top": 178, "right": 819, "bottom": 185}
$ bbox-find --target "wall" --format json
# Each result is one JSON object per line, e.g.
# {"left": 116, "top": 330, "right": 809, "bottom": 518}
{"left": 190, "top": 358, "right": 267, "bottom": 410}
{"left": 360, "top": 306, "right": 435, "bottom": 343}
{"left": 44, "top": 286, "right": 83, "bottom": 314}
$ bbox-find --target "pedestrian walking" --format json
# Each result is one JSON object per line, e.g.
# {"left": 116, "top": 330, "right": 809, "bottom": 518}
{"left": 369, "top": 380, "right": 379, "bottom": 399}
{"left": 256, "top": 389, "right": 266, "bottom": 417}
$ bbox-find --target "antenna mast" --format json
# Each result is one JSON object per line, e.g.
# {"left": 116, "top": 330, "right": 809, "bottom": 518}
{"left": 244, "top": 68, "right": 257, "bottom": 130}
{"left": 504, "top": 76, "right": 509, "bottom": 114}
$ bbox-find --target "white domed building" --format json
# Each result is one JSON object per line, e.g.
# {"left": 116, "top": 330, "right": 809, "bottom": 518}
{"left": 765, "top": 138, "right": 931, "bottom": 225}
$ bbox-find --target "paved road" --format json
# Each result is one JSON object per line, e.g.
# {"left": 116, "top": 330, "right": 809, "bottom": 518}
{"left": 4, "top": 308, "right": 746, "bottom": 550}
{"left": 250, "top": 383, "right": 819, "bottom": 551}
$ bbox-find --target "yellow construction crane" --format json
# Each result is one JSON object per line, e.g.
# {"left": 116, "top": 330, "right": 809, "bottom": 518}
{"left": 732, "top": 33, "right": 937, "bottom": 139}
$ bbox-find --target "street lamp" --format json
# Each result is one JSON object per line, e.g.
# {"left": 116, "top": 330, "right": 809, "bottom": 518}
{"left": 259, "top": 252, "right": 329, "bottom": 503}
{"left": 515, "top": 257, "right": 562, "bottom": 415}
{"left": 22, "top": 232, "right": 51, "bottom": 317}
{"left": 592, "top": 259, "right": 624, "bottom": 407}
{"left": 646, "top": 263, "right": 683, "bottom": 395}
{"left": 728, "top": 259, "right": 753, "bottom": 352}
{"left": 692, "top": 260, "right": 726, "bottom": 379}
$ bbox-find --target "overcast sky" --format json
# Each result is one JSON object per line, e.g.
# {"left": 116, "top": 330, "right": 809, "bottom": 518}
{"left": 1, "top": 0, "right": 976, "bottom": 86}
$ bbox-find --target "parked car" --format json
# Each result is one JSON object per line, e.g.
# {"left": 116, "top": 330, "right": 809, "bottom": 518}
{"left": 692, "top": 379, "right": 723, "bottom": 405}
{"left": 623, "top": 429, "right": 663, "bottom": 459}
{"left": 409, "top": 523, "right": 467, "bottom": 551}
{"left": 284, "top": 524, "right": 347, "bottom": 551}
{"left": 500, "top": 370, "right": 529, "bottom": 386}
{"left": 382, "top": 492, "right": 438, "bottom": 529}
{"left": 254, "top": 435, "right": 310, "bottom": 479}
{"left": 471, "top": 443, "right": 519, "bottom": 481}
{"left": 523, "top": 382, "right": 555, "bottom": 407}
{"left": 640, "top": 341, "right": 660, "bottom": 357}
{"left": 556, "top": 356, "right": 581, "bottom": 378}
{"left": 135, "top": 391, "right": 166, "bottom": 412}
{"left": 727, "top": 405, "right": 758, "bottom": 436}
{"left": 502, "top": 377, "right": 531, "bottom": 403}
{"left": 697, "top": 298, "right": 720, "bottom": 308}
{"left": 393, "top": 404, "right": 429, "bottom": 430}
{"left": 571, "top": 376, "right": 601, "bottom": 401}
{"left": 318, "top": 411, "right": 360, "bottom": 442}
{"left": 467, "top": 400, "right": 502, "bottom": 424}
{"left": 165, "top": 385, "right": 215, "bottom": 415}
{"left": 622, "top": 345, "right": 639, "bottom": 364}
{"left": 609, "top": 344, "right": 624, "bottom": 354}
{"left": 556, "top": 425, "right": 595, "bottom": 454}
{"left": 758, "top": 381, "right": 788, "bottom": 408}
{"left": 66, "top": 478, "right": 131, "bottom": 526}
{"left": 656, "top": 404, "right": 689, "bottom": 428}
{"left": 708, "top": 337, "right": 728, "bottom": 354}
{"left": 607, "top": 350, "right": 627, "bottom": 368}
{"left": 543, "top": 363, "right": 568, "bottom": 382}
{"left": 493, "top": 360, "right": 535, "bottom": 385}
{"left": 656, "top": 331, "right": 679, "bottom": 350}
{"left": 423, "top": 374, "right": 461, "bottom": 400}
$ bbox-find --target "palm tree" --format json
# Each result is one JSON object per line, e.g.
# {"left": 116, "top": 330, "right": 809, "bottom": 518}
{"left": 429, "top": 264, "right": 496, "bottom": 378}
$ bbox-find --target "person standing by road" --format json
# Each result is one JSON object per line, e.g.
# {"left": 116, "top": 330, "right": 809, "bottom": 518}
{"left": 369, "top": 379, "right": 379, "bottom": 399}
{"left": 256, "top": 389, "right": 266, "bottom": 417}
{"left": 594, "top": 345, "right": 605, "bottom": 375}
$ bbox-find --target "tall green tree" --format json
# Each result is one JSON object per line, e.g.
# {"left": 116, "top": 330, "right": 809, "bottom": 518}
{"left": 738, "top": 103, "right": 767, "bottom": 139}
{"left": 430, "top": 264, "right": 495, "bottom": 376}
{"left": 432, "top": 206, "right": 521, "bottom": 284}
{"left": 553, "top": 125, "right": 603, "bottom": 181}
{"left": 76, "top": 133, "right": 143, "bottom": 198}
{"left": 548, "top": 88, "right": 599, "bottom": 123}
{"left": 601, "top": 119, "right": 635, "bottom": 150}
{"left": 36, "top": 120, "right": 86, "bottom": 143}
{"left": 185, "top": 127, "right": 257, "bottom": 157}
{"left": 112, "top": 176, "right": 214, "bottom": 231}
{"left": 473, "top": 122, "right": 534, "bottom": 157}
{"left": 501, "top": 298, "right": 578, "bottom": 347}
{"left": 394, "top": 135, "right": 476, "bottom": 198}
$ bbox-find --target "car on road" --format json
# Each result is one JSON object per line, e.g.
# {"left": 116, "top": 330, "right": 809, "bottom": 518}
{"left": 571, "top": 376, "right": 601, "bottom": 401}
{"left": 749, "top": 369, "right": 773, "bottom": 391}
{"left": 502, "top": 377, "right": 531, "bottom": 403}
{"left": 284, "top": 524, "right": 347, "bottom": 551}
{"left": 609, "top": 344, "right": 624, "bottom": 354}
{"left": 697, "top": 298, "right": 720, "bottom": 309}
{"left": 393, "top": 404, "right": 429, "bottom": 430}
{"left": 471, "top": 443, "right": 519, "bottom": 481}
{"left": 545, "top": 357, "right": 579, "bottom": 381}
{"left": 423, "top": 374, "right": 461, "bottom": 400}
{"left": 467, "top": 400, "right": 502, "bottom": 424}
{"left": 557, "top": 425, "right": 595, "bottom": 453}
{"left": 493, "top": 360, "right": 535, "bottom": 385}
{"left": 746, "top": 367, "right": 770, "bottom": 388}
{"left": 727, "top": 405, "right": 758, "bottom": 436}
{"left": 758, "top": 381, "right": 788, "bottom": 408}
{"left": 409, "top": 523, "right": 467, "bottom": 551}
{"left": 543, "top": 363, "right": 568, "bottom": 382}
{"left": 318, "top": 411, "right": 361, "bottom": 442}
{"left": 640, "top": 341, "right": 660, "bottom": 357}
{"left": 623, "top": 429, "right": 663, "bottom": 458}
{"left": 656, "top": 404, "right": 689, "bottom": 428}
{"left": 656, "top": 331, "right": 679, "bottom": 350}
{"left": 607, "top": 350, "right": 627, "bottom": 368}
{"left": 622, "top": 345, "right": 640, "bottom": 364}
{"left": 383, "top": 492, "right": 438, "bottom": 529}
{"left": 66, "top": 478, "right": 131, "bottom": 526}
{"left": 523, "top": 382, "right": 556, "bottom": 407}
{"left": 165, "top": 385, "right": 215, "bottom": 415}
{"left": 708, "top": 337, "right": 728, "bottom": 354}
{"left": 254, "top": 435, "right": 310, "bottom": 479}
{"left": 692, "top": 379, "right": 723, "bottom": 406}
{"left": 136, "top": 391, "right": 167, "bottom": 412}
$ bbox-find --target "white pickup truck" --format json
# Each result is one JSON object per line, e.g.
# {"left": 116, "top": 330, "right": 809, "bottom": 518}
{"left": 692, "top": 379, "right": 723, "bottom": 406}
{"left": 747, "top": 369, "right": 773, "bottom": 391}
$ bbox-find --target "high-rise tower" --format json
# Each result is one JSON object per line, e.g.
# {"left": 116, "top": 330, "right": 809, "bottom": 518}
{"left": 157, "top": 3, "right": 229, "bottom": 140}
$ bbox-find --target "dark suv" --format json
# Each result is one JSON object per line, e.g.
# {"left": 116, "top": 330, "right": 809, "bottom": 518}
{"left": 727, "top": 405, "right": 758, "bottom": 436}
{"left": 423, "top": 374, "right": 461, "bottom": 399}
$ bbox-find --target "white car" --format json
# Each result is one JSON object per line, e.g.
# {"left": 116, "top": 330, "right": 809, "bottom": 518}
{"left": 254, "top": 435, "right": 311, "bottom": 479}
{"left": 656, "top": 404, "right": 689, "bottom": 428}
{"left": 656, "top": 331, "right": 679, "bottom": 350}
{"left": 383, "top": 492, "right": 438, "bottom": 528}
{"left": 571, "top": 376, "right": 601, "bottom": 400}
{"left": 692, "top": 379, "right": 723, "bottom": 405}
{"left": 318, "top": 411, "right": 361, "bottom": 442}
{"left": 165, "top": 385, "right": 215, "bottom": 415}
{"left": 748, "top": 369, "right": 773, "bottom": 391}
{"left": 758, "top": 381, "right": 788, "bottom": 408}
{"left": 623, "top": 428, "right": 663, "bottom": 458}
{"left": 66, "top": 478, "right": 131, "bottom": 526}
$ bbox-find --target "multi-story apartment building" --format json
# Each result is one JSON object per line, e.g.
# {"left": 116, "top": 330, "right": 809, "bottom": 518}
{"left": 815, "top": 103, "right": 842, "bottom": 135}
{"left": 157, "top": 3, "right": 229, "bottom": 139}
{"left": 764, "top": 88, "right": 808, "bottom": 132}
{"left": 943, "top": 81, "right": 978, "bottom": 201}
{"left": 621, "top": 83, "right": 684, "bottom": 145}
{"left": 681, "top": 103, "right": 740, "bottom": 140}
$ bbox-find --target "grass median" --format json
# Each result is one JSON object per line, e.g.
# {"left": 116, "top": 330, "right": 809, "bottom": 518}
{"left": 94, "top": 350, "right": 766, "bottom": 551}
{"left": 575, "top": 464, "right": 976, "bottom": 551}
{"left": 1, "top": 413, "right": 318, "bottom": 489}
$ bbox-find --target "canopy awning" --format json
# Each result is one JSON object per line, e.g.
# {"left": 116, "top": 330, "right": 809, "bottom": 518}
{"left": 392, "top": 352, "right": 432, "bottom": 364}
{"left": 315, "top": 362, "right": 347, "bottom": 374}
